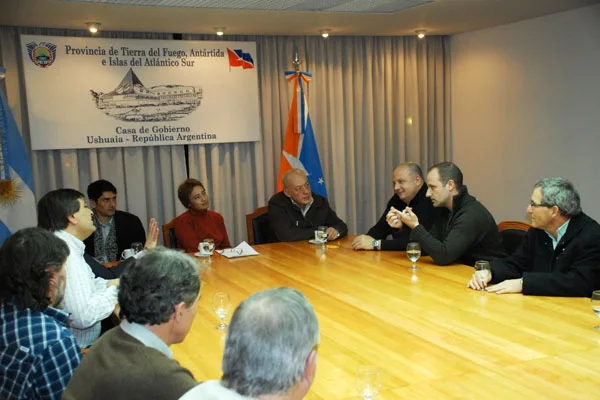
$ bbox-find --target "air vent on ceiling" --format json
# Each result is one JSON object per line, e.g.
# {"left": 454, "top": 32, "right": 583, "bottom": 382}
{"left": 58, "top": 0, "right": 436, "bottom": 14}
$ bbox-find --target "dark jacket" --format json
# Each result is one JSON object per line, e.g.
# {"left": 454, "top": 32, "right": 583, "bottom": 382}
{"left": 491, "top": 212, "right": 600, "bottom": 297}
{"left": 268, "top": 192, "right": 348, "bottom": 242}
{"left": 367, "top": 183, "right": 439, "bottom": 251}
{"left": 409, "top": 186, "right": 507, "bottom": 266}
{"left": 84, "top": 210, "right": 146, "bottom": 260}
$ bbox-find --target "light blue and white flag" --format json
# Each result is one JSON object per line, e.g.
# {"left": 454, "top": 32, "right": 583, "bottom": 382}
{"left": 0, "top": 67, "right": 36, "bottom": 244}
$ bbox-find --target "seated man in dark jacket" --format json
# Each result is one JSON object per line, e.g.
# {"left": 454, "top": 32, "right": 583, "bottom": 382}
{"left": 84, "top": 179, "right": 146, "bottom": 263}
{"left": 352, "top": 162, "right": 438, "bottom": 251}
{"left": 389, "top": 162, "right": 507, "bottom": 266}
{"left": 268, "top": 168, "right": 347, "bottom": 242}
{"left": 468, "top": 177, "right": 600, "bottom": 297}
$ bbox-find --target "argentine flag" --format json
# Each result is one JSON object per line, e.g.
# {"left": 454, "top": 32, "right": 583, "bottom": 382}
{"left": 0, "top": 67, "right": 36, "bottom": 244}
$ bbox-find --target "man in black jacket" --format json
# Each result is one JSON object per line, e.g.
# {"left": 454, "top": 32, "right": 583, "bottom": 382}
{"left": 389, "top": 162, "right": 506, "bottom": 266}
{"left": 268, "top": 169, "right": 347, "bottom": 242}
{"left": 468, "top": 177, "right": 600, "bottom": 297}
{"left": 84, "top": 179, "right": 147, "bottom": 263}
{"left": 352, "top": 162, "right": 437, "bottom": 251}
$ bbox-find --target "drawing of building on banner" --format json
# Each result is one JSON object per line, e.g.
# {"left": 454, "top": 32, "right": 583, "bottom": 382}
{"left": 90, "top": 68, "right": 202, "bottom": 122}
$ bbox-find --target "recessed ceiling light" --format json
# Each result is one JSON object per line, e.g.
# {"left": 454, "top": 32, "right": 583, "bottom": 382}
{"left": 86, "top": 22, "right": 101, "bottom": 34}
{"left": 214, "top": 27, "right": 226, "bottom": 36}
{"left": 416, "top": 29, "right": 427, "bottom": 39}
{"left": 320, "top": 29, "right": 330, "bottom": 38}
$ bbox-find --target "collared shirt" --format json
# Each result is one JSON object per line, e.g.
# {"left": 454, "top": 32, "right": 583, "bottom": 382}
{"left": 55, "top": 230, "right": 118, "bottom": 348}
{"left": 180, "top": 380, "right": 258, "bottom": 400}
{"left": 546, "top": 219, "right": 571, "bottom": 249}
{"left": 0, "top": 302, "right": 81, "bottom": 399}
{"left": 99, "top": 217, "right": 113, "bottom": 242}
{"left": 120, "top": 320, "right": 172, "bottom": 358}
{"left": 291, "top": 197, "right": 314, "bottom": 217}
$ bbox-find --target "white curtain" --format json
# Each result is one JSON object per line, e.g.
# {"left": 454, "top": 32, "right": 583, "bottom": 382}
{"left": 1, "top": 27, "right": 450, "bottom": 245}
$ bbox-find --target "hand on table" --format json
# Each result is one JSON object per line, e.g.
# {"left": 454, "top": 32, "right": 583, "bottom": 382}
{"left": 325, "top": 227, "right": 340, "bottom": 241}
{"left": 351, "top": 234, "right": 375, "bottom": 250}
{"left": 486, "top": 279, "right": 523, "bottom": 294}
{"left": 467, "top": 271, "right": 492, "bottom": 290}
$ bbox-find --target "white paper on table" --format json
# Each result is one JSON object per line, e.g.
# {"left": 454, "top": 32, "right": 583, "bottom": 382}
{"left": 216, "top": 241, "right": 260, "bottom": 258}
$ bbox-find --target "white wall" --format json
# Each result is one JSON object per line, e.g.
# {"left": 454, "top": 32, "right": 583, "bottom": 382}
{"left": 451, "top": 4, "right": 600, "bottom": 223}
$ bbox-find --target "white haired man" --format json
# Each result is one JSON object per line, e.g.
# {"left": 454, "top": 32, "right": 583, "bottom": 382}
{"left": 180, "top": 287, "right": 319, "bottom": 400}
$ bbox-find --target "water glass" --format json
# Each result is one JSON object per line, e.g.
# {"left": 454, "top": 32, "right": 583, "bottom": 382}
{"left": 213, "top": 292, "right": 231, "bottom": 330}
{"left": 474, "top": 260, "right": 491, "bottom": 290}
{"left": 355, "top": 365, "right": 381, "bottom": 400}
{"left": 406, "top": 242, "right": 421, "bottom": 271}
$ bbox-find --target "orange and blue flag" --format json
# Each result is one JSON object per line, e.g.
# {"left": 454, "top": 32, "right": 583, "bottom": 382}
{"left": 227, "top": 48, "right": 254, "bottom": 70}
{"left": 276, "top": 71, "right": 327, "bottom": 198}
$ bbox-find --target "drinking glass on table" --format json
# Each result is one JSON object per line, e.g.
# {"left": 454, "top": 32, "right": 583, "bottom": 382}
{"left": 406, "top": 242, "right": 421, "bottom": 271}
{"left": 474, "top": 260, "right": 492, "bottom": 290}
{"left": 131, "top": 242, "right": 144, "bottom": 254}
{"left": 213, "top": 292, "right": 232, "bottom": 330}
{"left": 355, "top": 365, "right": 381, "bottom": 400}
{"left": 591, "top": 290, "right": 600, "bottom": 330}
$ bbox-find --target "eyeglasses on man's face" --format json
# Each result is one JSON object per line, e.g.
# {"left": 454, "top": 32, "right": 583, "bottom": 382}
{"left": 529, "top": 200, "right": 552, "bottom": 208}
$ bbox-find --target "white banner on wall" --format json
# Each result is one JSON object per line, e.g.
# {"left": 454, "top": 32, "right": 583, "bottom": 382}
{"left": 20, "top": 35, "right": 261, "bottom": 150}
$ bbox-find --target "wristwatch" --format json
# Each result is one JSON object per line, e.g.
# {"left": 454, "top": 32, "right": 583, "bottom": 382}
{"left": 372, "top": 239, "right": 380, "bottom": 250}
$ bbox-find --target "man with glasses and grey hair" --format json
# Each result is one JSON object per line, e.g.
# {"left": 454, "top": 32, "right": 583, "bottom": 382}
{"left": 63, "top": 248, "right": 204, "bottom": 400}
{"left": 180, "top": 287, "right": 320, "bottom": 400}
{"left": 468, "top": 177, "right": 600, "bottom": 296}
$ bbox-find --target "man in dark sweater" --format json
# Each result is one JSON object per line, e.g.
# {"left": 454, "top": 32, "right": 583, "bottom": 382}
{"left": 468, "top": 177, "right": 600, "bottom": 297}
{"left": 84, "top": 179, "right": 147, "bottom": 263}
{"left": 268, "top": 168, "right": 348, "bottom": 242}
{"left": 389, "top": 162, "right": 506, "bottom": 266}
{"left": 352, "top": 162, "right": 438, "bottom": 251}
{"left": 63, "top": 248, "right": 202, "bottom": 400}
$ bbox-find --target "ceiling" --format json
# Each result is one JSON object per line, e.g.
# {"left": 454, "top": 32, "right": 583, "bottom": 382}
{"left": 1, "top": 0, "right": 599, "bottom": 36}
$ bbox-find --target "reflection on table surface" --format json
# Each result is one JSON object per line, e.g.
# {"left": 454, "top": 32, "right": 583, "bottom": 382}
{"left": 172, "top": 236, "right": 600, "bottom": 400}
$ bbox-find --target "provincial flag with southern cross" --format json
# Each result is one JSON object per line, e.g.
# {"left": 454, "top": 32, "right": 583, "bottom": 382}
{"left": 0, "top": 67, "right": 37, "bottom": 245}
{"left": 276, "top": 71, "right": 327, "bottom": 198}
{"left": 227, "top": 48, "right": 255, "bottom": 70}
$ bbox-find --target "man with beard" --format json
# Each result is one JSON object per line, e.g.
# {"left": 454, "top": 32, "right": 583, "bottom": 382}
{"left": 0, "top": 227, "right": 81, "bottom": 399}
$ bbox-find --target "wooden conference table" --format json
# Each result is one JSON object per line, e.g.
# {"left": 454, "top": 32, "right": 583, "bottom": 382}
{"left": 171, "top": 237, "right": 600, "bottom": 399}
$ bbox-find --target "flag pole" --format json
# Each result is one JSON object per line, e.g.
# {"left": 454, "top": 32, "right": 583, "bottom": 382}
{"left": 292, "top": 46, "right": 301, "bottom": 72}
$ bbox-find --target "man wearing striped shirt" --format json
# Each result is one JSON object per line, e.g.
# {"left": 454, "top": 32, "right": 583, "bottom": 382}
{"left": 0, "top": 227, "right": 81, "bottom": 399}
